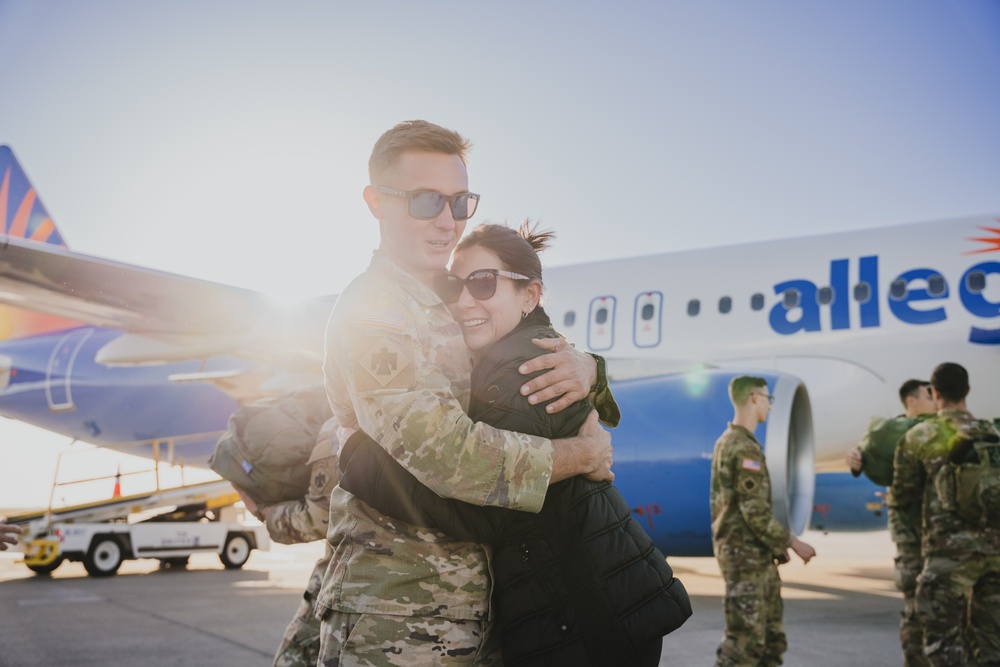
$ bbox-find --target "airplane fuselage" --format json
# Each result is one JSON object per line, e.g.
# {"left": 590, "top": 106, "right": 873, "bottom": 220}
{"left": 541, "top": 215, "right": 1000, "bottom": 468}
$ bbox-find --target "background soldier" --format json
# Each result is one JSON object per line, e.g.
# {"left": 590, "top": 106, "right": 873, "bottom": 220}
{"left": 711, "top": 376, "right": 815, "bottom": 667}
{"left": 237, "top": 417, "right": 341, "bottom": 667}
{"left": 846, "top": 379, "right": 935, "bottom": 485}
{"left": 846, "top": 379, "right": 935, "bottom": 666}
{"left": 891, "top": 362, "right": 1000, "bottom": 666}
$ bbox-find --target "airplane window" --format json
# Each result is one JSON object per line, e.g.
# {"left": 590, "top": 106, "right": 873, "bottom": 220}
{"left": 854, "top": 283, "right": 871, "bottom": 302}
{"left": 595, "top": 308, "right": 608, "bottom": 325}
{"left": 719, "top": 296, "right": 732, "bottom": 314}
{"left": 817, "top": 287, "right": 833, "bottom": 305}
{"left": 750, "top": 293, "right": 764, "bottom": 311}
{"left": 564, "top": 311, "right": 576, "bottom": 327}
{"left": 687, "top": 299, "right": 700, "bottom": 316}
{"left": 782, "top": 289, "right": 799, "bottom": 309}
{"left": 641, "top": 303, "right": 655, "bottom": 320}
{"left": 890, "top": 279, "right": 907, "bottom": 300}
{"left": 967, "top": 271, "right": 986, "bottom": 293}
{"left": 927, "top": 274, "right": 946, "bottom": 296}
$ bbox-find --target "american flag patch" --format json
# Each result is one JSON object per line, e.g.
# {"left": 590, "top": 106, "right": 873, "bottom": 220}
{"left": 355, "top": 306, "right": 405, "bottom": 331}
{"left": 741, "top": 458, "right": 761, "bottom": 471}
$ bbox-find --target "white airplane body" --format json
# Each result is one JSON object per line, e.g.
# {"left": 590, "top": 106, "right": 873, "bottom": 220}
{"left": 542, "top": 215, "right": 1000, "bottom": 469}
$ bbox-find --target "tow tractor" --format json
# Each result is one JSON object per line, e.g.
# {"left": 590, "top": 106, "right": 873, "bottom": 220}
{"left": 9, "top": 445, "right": 269, "bottom": 577}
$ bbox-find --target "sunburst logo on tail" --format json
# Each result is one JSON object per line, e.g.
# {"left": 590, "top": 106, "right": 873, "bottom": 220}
{"left": 0, "top": 146, "right": 66, "bottom": 247}
{"left": 965, "top": 223, "right": 1000, "bottom": 255}
{"left": 0, "top": 146, "right": 79, "bottom": 340}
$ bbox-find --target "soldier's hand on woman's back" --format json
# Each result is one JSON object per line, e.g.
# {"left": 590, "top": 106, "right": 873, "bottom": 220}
{"left": 550, "top": 411, "right": 614, "bottom": 484}
{"left": 519, "top": 337, "right": 596, "bottom": 414}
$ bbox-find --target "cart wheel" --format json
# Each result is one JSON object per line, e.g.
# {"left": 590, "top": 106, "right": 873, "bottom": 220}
{"left": 83, "top": 535, "right": 124, "bottom": 577}
{"left": 26, "top": 556, "right": 64, "bottom": 576}
{"left": 220, "top": 533, "right": 251, "bottom": 569}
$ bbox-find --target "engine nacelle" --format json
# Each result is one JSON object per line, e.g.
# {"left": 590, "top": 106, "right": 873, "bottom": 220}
{"left": 608, "top": 369, "right": 815, "bottom": 557}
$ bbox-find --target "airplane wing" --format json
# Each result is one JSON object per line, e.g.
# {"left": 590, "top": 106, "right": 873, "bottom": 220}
{"left": 0, "top": 234, "right": 333, "bottom": 366}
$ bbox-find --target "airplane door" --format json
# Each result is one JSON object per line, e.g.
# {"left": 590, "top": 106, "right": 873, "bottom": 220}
{"left": 588, "top": 296, "right": 616, "bottom": 351}
{"left": 633, "top": 291, "right": 663, "bottom": 348}
{"left": 46, "top": 328, "right": 93, "bottom": 412}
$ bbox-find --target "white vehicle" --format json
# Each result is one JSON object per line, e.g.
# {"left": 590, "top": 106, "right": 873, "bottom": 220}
{"left": 17, "top": 479, "right": 269, "bottom": 577}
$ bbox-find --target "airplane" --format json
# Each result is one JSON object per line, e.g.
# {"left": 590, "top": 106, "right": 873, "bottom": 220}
{"left": 1, "top": 144, "right": 997, "bottom": 556}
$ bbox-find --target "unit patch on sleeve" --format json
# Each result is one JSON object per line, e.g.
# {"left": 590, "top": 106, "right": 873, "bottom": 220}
{"left": 355, "top": 336, "right": 416, "bottom": 392}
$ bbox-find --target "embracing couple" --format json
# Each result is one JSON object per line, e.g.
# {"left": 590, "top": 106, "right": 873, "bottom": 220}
{"left": 316, "top": 120, "right": 691, "bottom": 667}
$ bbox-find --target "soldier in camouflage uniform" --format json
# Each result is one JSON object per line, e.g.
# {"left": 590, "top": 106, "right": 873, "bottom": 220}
{"left": 239, "top": 417, "right": 341, "bottom": 667}
{"left": 316, "top": 120, "right": 615, "bottom": 666}
{"left": 711, "top": 376, "right": 816, "bottom": 667}
{"left": 891, "top": 363, "right": 1000, "bottom": 666}
{"left": 846, "top": 379, "right": 935, "bottom": 667}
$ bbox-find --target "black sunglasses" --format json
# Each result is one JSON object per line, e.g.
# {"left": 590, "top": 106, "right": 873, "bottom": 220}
{"left": 433, "top": 269, "right": 530, "bottom": 304}
{"left": 372, "top": 185, "right": 480, "bottom": 221}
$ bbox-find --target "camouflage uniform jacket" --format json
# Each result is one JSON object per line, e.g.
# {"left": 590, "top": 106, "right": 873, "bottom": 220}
{"left": 261, "top": 417, "right": 341, "bottom": 544}
{"left": 891, "top": 408, "right": 1000, "bottom": 557}
{"left": 710, "top": 423, "right": 793, "bottom": 567}
{"left": 318, "top": 250, "right": 556, "bottom": 621}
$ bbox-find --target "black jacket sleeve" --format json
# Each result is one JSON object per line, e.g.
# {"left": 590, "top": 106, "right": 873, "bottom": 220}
{"left": 338, "top": 431, "right": 513, "bottom": 542}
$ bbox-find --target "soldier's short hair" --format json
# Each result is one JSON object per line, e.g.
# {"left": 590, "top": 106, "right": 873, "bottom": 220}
{"left": 930, "top": 362, "right": 969, "bottom": 403}
{"left": 729, "top": 376, "right": 768, "bottom": 407}
{"left": 369, "top": 120, "right": 472, "bottom": 184}
{"left": 898, "top": 379, "right": 930, "bottom": 407}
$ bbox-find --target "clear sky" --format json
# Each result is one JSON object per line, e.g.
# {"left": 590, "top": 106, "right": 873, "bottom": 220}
{"left": 1, "top": 0, "right": 999, "bottom": 510}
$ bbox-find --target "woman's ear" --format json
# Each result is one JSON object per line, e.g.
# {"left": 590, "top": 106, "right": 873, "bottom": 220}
{"left": 523, "top": 280, "right": 542, "bottom": 313}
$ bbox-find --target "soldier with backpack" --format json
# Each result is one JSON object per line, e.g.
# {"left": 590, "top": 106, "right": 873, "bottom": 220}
{"left": 891, "top": 363, "right": 1000, "bottom": 666}
{"left": 846, "top": 379, "right": 936, "bottom": 666}
{"left": 210, "top": 386, "right": 338, "bottom": 667}
{"left": 847, "top": 379, "right": 935, "bottom": 487}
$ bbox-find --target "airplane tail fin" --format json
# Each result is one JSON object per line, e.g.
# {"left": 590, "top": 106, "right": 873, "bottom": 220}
{"left": 0, "top": 145, "right": 80, "bottom": 339}
{"left": 1, "top": 145, "right": 67, "bottom": 247}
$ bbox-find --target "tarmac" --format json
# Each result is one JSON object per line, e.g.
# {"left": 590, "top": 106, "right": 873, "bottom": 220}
{"left": 0, "top": 529, "right": 904, "bottom": 666}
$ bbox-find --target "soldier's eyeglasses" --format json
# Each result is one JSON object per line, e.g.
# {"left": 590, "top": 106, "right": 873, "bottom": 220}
{"left": 372, "top": 185, "right": 480, "bottom": 221}
{"left": 755, "top": 391, "right": 775, "bottom": 404}
{"left": 433, "top": 269, "right": 530, "bottom": 304}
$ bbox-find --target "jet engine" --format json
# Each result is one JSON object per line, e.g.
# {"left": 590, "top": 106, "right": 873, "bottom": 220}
{"left": 607, "top": 368, "right": 814, "bottom": 557}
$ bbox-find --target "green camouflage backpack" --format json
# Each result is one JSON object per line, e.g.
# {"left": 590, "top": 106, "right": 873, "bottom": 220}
{"left": 209, "top": 385, "right": 332, "bottom": 505}
{"left": 937, "top": 420, "right": 1000, "bottom": 529}
{"left": 859, "top": 414, "right": 926, "bottom": 487}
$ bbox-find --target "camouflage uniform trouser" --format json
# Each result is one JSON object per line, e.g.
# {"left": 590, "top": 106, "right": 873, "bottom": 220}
{"left": 894, "top": 546, "right": 929, "bottom": 667}
{"left": 274, "top": 548, "right": 330, "bottom": 667}
{"left": 273, "top": 594, "right": 321, "bottom": 667}
{"left": 715, "top": 561, "right": 786, "bottom": 667}
{"left": 916, "top": 553, "right": 1000, "bottom": 666}
{"left": 316, "top": 611, "right": 499, "bottom": 667}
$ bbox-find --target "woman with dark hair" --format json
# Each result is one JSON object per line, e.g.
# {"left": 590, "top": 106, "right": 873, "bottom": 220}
{"left": 339, "top": 221, "right": 691, "bottom": 666}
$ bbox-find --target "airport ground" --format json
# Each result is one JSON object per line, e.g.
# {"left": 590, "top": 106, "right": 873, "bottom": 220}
{"left": 0, "top": 529, "right": 903, "bottom": 666}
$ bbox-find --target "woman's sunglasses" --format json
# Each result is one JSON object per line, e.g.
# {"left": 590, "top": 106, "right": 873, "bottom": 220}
{"left": 433, "top": 269, "right": 530, "bottom": 304}
{"left": 372, "top": 185, "right": 480, "bottom": 221}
